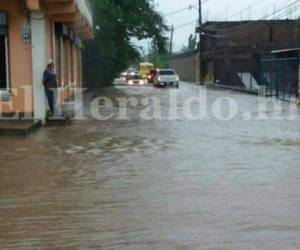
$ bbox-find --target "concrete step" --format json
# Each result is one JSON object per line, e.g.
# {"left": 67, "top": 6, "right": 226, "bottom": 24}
{"left": 46, "top": 117, "right": 73, "bottom": 127}
{"left": 0, "top": 120, "right": 42, "bottom": 136}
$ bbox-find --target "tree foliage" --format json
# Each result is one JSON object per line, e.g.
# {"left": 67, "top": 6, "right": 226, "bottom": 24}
{"left": 146, "top": 47, "right": 170, "bottom": 69}
{"left": 84, "top": 0, "right": 169, "bottom": 88}
{"left": 188, "top": 34, "right": 197, "bottom": 51}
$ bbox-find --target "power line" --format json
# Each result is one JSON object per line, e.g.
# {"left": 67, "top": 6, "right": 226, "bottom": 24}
{"left": 226, "top": 0, "right": 266, "bottom": 20}
{"left": 202, "top": 0, "right": 290, "bottom": 32}
{"left": 173, "top": 0, "right": 265, "bottom": 29}
{"left": 164, "top": 0, "right": 209, "bottom": 17}
{"left": 201, "top": 0, "right": 299, "bottom": 35}
{"left": 173, "top": 0, "right": 299, "bottom": 57}
{"left": 175, "top": 19, "right": 198, "bottom": 30}
{"left": 165, "top": 4, "right": 197, "bottom": 17}
{"left": 200, "top": 2, "right": 300, "bottom": 56}
{"left": 172, "top": 0, "right": 300, "bottom": 53}
{"left": 173, "top": 0, "right": 295, "bottom": 31}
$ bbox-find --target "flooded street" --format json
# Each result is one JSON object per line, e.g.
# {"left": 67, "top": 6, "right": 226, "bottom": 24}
{"left": 1, "top": 82, "right": 300, "bottom": 249}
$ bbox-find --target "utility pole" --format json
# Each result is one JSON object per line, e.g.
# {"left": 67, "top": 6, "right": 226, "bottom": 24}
{"left": 199, "top": 0, "right": 202, "bottom": 35}
{"left": 169, "top": 24, "right": 174, "bottom": 56}
{"left": 198, "top": 0, "right": 203, "bottom": 85}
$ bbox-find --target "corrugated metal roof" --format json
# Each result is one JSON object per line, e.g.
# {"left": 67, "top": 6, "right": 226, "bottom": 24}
{"left": 272, "top": 48, "right": 300, "bottom": 54}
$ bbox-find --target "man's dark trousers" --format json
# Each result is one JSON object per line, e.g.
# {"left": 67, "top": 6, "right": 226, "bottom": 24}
{"left": 45, "top": 88, "right": 57, "bottom": 115}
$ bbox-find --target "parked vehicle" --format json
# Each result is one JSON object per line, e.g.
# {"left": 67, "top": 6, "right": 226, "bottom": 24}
{"left": 113, "top": 77, "right": 126, "bottom": 85}
{"left": 121, "top": 68, "right": 136, "bottom": 78}
{"left": 153, "top": 69, "right": 180, "bottom": 88}
{"left": 148, "top": 69, "right": 158, "bottom": 83}
{"left": 139, "top": 62, "right": 155, "bottom": 79}
{"left": 126, "top": 72, "right": 147, "bottom": 86}
{"left": 120, "top": 68, "right": 137, "bottom": 83}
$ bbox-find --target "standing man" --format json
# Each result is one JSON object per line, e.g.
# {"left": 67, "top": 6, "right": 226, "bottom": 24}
{"left": 43, "top": 61, "right": 58, "bottom": 116}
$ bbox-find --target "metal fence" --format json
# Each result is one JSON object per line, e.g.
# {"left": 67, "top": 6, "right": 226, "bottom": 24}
{"left": 260, "top": 57, "right": 298, "bottom": 102}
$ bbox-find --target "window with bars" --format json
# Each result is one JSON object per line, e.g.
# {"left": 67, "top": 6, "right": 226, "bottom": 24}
{"left": 0, "top": 12, "right": 6, "bottom": 25}
{"left": 63, "top": 38, "right": 69, "bottom": 86}
{"left": 70, "top": 42, "right": 74, "bottom": 84}
{"left": 55, "top": 35, "right": 62, "bottom": 86}
{"left": 55, "top": 23, "right": 68, "bottom": 87}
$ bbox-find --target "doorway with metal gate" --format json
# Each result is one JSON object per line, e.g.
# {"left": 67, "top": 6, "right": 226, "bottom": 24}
{"left": 260, "top": 57, "right": 298, "bottom": 102}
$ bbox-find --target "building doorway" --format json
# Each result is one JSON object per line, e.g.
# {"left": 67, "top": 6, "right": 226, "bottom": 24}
{"left": 0, "top": 35, "right": 7, "bottom": 89}
{"left": 0, "top": 12, "right": 8, "bottom": 90}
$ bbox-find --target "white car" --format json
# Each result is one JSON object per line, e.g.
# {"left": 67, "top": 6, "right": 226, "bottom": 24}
{"left": 126, "top": 72, "right": 147, "bottom": 86}
{"left": 154, "top": 69, "right": 179, "bottom": 88}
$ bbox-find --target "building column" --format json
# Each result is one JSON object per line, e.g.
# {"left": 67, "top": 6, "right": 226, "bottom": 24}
{"left": 31, "top": 12, "right": 46, "bottom": 123}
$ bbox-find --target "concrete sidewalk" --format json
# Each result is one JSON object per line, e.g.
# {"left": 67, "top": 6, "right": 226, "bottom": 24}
{"left": 0, "top": 120, "right": 42, "bottom": 136}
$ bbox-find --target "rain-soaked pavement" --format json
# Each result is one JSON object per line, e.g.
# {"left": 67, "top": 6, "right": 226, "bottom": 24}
{"left": 1, "top": 82, "right": 300, "bottom": 250}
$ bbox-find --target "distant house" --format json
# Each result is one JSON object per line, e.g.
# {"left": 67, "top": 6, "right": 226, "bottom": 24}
{"left": 0, "top": 0, "right": 94, "bottom": 122}
{"left": 197, "top": 20, "right": 300, "bottom": 97}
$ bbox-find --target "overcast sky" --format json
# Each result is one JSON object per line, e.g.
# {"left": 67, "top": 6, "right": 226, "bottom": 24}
{"left": 137, "top": 0, "right": 299, "bottom": 53}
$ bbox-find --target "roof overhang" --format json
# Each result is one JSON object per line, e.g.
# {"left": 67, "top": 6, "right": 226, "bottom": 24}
{"left": 26, "top": 0, "right": 94, "bottom": 39}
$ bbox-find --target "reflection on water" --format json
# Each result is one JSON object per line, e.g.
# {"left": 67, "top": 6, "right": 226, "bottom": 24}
{"left": 1, "top": 83, "right": 300, "bottom": 249}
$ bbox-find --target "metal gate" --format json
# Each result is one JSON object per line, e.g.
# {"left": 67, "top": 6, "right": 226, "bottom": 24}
{"left": 260, "top": 57, "right": 298, "bottom": 102}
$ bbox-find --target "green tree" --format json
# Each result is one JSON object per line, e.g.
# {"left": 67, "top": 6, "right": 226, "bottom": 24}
{"left": 84, "top": 0, "right": 169, "bottom": 88}
{"left": 146, "top": 41, "right": 170, "bottom": 68}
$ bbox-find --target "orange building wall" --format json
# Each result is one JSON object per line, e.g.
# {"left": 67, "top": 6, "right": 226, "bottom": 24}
{"left": 0, "top": 1, "right": 86, "bottom": 115}
{"left": 0, "top": 1, "right": 33, "bottom": 114}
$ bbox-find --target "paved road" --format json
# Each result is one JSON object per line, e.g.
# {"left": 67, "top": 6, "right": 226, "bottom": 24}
{"left": 1, "top": 83, "right": 300, "bottom": 249}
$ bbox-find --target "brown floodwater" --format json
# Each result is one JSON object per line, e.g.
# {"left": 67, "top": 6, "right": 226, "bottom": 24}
{"left": 1, "top": 83, "right": 300, "bottom": 249}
